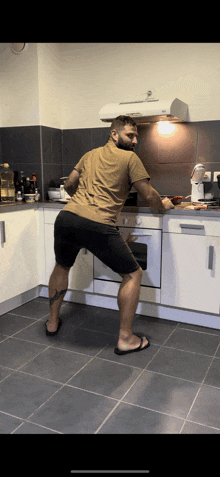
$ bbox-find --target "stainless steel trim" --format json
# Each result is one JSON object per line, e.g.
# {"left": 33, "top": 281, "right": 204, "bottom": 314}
{"left": 180, "top": 224, "right": 205, "bottom": 230}
{"left": 0, "top": 221, "right": 6, "bottom": 243}
{"left": 208, "top": 245, "right": 214, "bottom": 270}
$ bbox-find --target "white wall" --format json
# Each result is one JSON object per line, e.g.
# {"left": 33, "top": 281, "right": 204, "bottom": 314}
{"left": 0, "top": 43, "right": 40, "bottom": 127}
{"left": 0, "top": 42, "right": 62, "bottom": 128}
{"left": 60, "top": 42, "right": 220, "bottom": 128}
{"left": 37, "top": 43, "right": 62, "bottom": 129}
{"left": 0, "top": 43, "right": 220, "bottom": 129}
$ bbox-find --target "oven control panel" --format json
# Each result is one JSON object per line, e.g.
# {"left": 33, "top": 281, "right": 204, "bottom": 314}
{"left": 117, "top": 212, "right": 162, "bottom": 229}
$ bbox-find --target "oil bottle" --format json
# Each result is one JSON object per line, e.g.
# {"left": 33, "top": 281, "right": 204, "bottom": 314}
{"left": 0, "top": 163, "right": 15, "bottom": 203}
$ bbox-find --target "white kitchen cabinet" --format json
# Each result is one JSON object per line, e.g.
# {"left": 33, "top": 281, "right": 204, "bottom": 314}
{"left": 161, "top": 217, "right": 220, "bottom": 314}
{"left": 0, "top": 209, "right": 43, "bottom": 303}
{"left": 43, "top": 209, "right": 93, "bottom": 292}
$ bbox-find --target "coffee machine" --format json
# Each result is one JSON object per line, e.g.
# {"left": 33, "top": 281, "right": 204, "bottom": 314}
{"left": 190, "top": 164, "right": 206, "bottom": 202}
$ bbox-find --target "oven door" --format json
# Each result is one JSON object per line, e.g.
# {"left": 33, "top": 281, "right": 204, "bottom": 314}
{"left": 93, "top": 227, "right": 162, "bottom": 288}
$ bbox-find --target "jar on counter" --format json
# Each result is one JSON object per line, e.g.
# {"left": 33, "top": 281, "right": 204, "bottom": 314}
{"left": 34, "top": 188, "right": 40, "bottom": 201}
{"left": 16, "top": 190, "right": 23, "bottom": 201}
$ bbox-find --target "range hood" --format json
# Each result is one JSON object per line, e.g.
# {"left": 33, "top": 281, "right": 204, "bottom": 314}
{"left": 99, "top": 98, "right": 188, "bottom": 124}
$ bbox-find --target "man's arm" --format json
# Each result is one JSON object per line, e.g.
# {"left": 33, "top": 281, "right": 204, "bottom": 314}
{"left": 64, "top": 169, "right": 80, "bottom": 197}
{"left": 133, "top": 179, "right": 174, "bottom": 212}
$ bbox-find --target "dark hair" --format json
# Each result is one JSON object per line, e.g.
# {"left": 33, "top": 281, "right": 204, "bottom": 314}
{"left": 110, "top": 115, "right": 137, "bottom": 131}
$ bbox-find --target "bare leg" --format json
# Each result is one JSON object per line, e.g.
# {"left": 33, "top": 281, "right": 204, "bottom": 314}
{"left": 46, "top": 262, "right": 70, "bottom": 332}
{"left": 117, "top": 267, "right": 148, "bottom": 351}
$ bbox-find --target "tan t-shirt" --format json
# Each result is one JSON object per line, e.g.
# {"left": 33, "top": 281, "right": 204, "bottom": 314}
{"left": 63, "top": 140, "right": 150, "bottom": 225}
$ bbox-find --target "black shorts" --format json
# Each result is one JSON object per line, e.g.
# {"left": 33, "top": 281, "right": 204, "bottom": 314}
{"left": 54, "top": 210, "right": 140, "bottom": 275}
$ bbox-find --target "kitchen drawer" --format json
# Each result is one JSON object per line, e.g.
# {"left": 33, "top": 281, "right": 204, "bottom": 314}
{"left": 163, "top": 215, "right": 220, "bottom": 236}
{"left": 44, "top": 209, "right": 61, "bottom": 224}
{"left": 117, "top": 212, "right": 162, "bottom": 229}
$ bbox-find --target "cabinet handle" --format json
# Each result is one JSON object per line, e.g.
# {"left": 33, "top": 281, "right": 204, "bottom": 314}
{"left": 0, "top": 221, "right": 6, "bottom": 244}
{"left": 208, "top": 245, "right": 214, "bottom": 270}
{"left": 180, "top": 224, "right": 204, "bottom": 230}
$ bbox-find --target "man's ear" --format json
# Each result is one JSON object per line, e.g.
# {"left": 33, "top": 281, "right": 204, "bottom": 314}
{"left": 110, "top": 128, "right": 118, "bottom": 144}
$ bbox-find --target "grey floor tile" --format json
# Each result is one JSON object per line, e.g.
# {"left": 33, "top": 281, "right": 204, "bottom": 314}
{"left": 29, "top": 385, "right": 117, "bottom": 434}
{"left": 181, "top": 421, "right": 220, "bottom": 434}
{"left": 52, "top": 327, "right": 113, "bottom": 356}
{"left": 78, "top": 306, "right": 121, "bottom": 336}
{"left": 132, "top": 316, "right": 178, "bottom": 346}
{"left": 4, "top": 297, "right": 220, "bottom": 435}
{"left": 178, "top": 322, "right": 220, "bottom": 336}
{"left": 0, "top": 365, "right": 14, "bottom": 382}
{"left": 147, "top": 347, "right": 212, "bottom": 383}
{"left": 68, "top": 357, "right": 142, "bottom": 399}
{"left": 13, "top": 421, "right": 60, "bottom": 434}
{"left": 0, "top": 314, "right": 36, "bottom": 336}
{"left": 97, "top": 402, "right": 183, "bottom": 434}
{"left": 8, "top": 299, "right": 50, "bottom": 319}
{"left": 59, "top": 302, "right": 93, "bottom": 327}
{"left": 97, "top": 341, "right": 160, "bottom": 369}
{"left": 188, "top": 385, "right": 220, "bottom": 429}
{"left": 0, "top": 371, "right": 61, "bottom": 419}
{"left": 0, "top": 337, "right": 48, "bottom": 369}
{"left": 14, "top": 319, "right": 76, "bottom": 346}
{"left": 215, "top": 347, "right": 220, "bottom": 359}
{"left": 123, "top": 370, "right": 200, "bottom": 419}
{"left": 21, "top": 347, "right": 92, "bottom": 384}
{"left": 135, "top": 314, "right": 178, "bottom": 328}
{"left": 203, "top": 358, "right": 220, "bottom": 388}
{"left": 0, "top": 411, "right": 23, "bottom": 434}
{"left": 165, "top": 328, "right": 220, "bottom": 356}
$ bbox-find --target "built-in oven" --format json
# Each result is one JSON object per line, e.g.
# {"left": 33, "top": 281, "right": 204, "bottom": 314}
{"left": 93, "top": 213, "right": 162, "bottom": 290}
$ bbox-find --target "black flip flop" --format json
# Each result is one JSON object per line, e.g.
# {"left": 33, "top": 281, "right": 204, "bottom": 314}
{"left": 45, "top": 318, "right": 62, "bottom": 336}
{"left": 114, "top": 335, "right": 150, "bottom": 355}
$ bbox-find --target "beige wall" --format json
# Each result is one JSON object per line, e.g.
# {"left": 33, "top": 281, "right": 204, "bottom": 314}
{"left": 0, "top": 42, "right": 220, "bottom": 129}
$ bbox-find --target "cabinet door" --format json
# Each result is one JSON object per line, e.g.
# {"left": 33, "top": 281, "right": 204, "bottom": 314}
{"left": 161, "top": 233, "right": 220, "bottom": 314}
{"left": 0, "top": 209, "right": 40, "bottom": 302}
{"left": 44, "top": 223, "right": 93, "bottom": 292}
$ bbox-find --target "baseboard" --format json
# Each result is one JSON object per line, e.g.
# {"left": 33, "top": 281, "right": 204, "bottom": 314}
{"left": 39, "top": 286, "right": 220, "bottom": 330}
{"left": 1, "top": 285, "right": 220, "bottom": 331}
{"left": 0, "top": 286, "right": 41, "bottom": 316}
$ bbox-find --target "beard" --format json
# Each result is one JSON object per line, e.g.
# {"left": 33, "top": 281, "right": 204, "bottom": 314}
{"left": 117, "top": 136, "right": 135, "bottom": 151}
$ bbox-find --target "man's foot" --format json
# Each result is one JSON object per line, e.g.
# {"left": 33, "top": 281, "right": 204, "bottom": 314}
{"left": 45, "top": 318, "right": 62, "bottom": 335}
{"left": 116, "top": 333, "right": 149, "bottom": 352}
{"left": 114, "top": 334, "right": 150, "bottom": 355}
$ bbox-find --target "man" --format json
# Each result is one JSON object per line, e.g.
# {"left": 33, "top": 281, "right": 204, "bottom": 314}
{"left": 46, "top": 115, "right": 174, "bottom": 355}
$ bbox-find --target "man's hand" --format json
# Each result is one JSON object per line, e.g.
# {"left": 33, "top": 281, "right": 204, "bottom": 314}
{"left": 133, "top": 179, "right": 174, "bottom": 212}
{"left": 64, "top": 169, "right": 80, "bottom": 197}
{"left": 162, "top": 197, "right": 175, "bottom": 210}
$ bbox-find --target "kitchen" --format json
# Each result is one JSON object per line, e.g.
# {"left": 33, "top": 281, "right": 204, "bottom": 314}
{"left": 1, "top": 43, "right": 220, "bottom": 439}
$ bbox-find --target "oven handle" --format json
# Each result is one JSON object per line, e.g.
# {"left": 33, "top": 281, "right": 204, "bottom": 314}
{"left": 128, "top": 233, "right": 152, "bottom": 236}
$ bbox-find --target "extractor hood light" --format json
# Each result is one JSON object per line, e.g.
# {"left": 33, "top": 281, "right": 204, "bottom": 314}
{"left": 157, "top": 121, "right": 176, "bottom": 135}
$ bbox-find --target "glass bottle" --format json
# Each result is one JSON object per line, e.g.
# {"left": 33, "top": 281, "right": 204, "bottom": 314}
{"left": 0, "top": 163, "right": 15, "bottom": 202}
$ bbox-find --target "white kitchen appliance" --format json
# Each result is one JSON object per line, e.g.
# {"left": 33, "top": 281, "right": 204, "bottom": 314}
{"left": 94, "top": 213, "right": 162, "bottom": 289}
{"left": 99, "top": 97, "right": 188, "bottom": 124}
{"left": 190, "top": 164, "right": 206, "bottom": 202}
{"left": 48, "top": 177, "right": 71, "bottom": 202}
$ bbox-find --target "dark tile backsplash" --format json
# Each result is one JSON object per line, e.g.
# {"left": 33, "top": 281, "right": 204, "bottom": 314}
{"left": 1, "top": 121, "right": 220, "bottom": 201}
